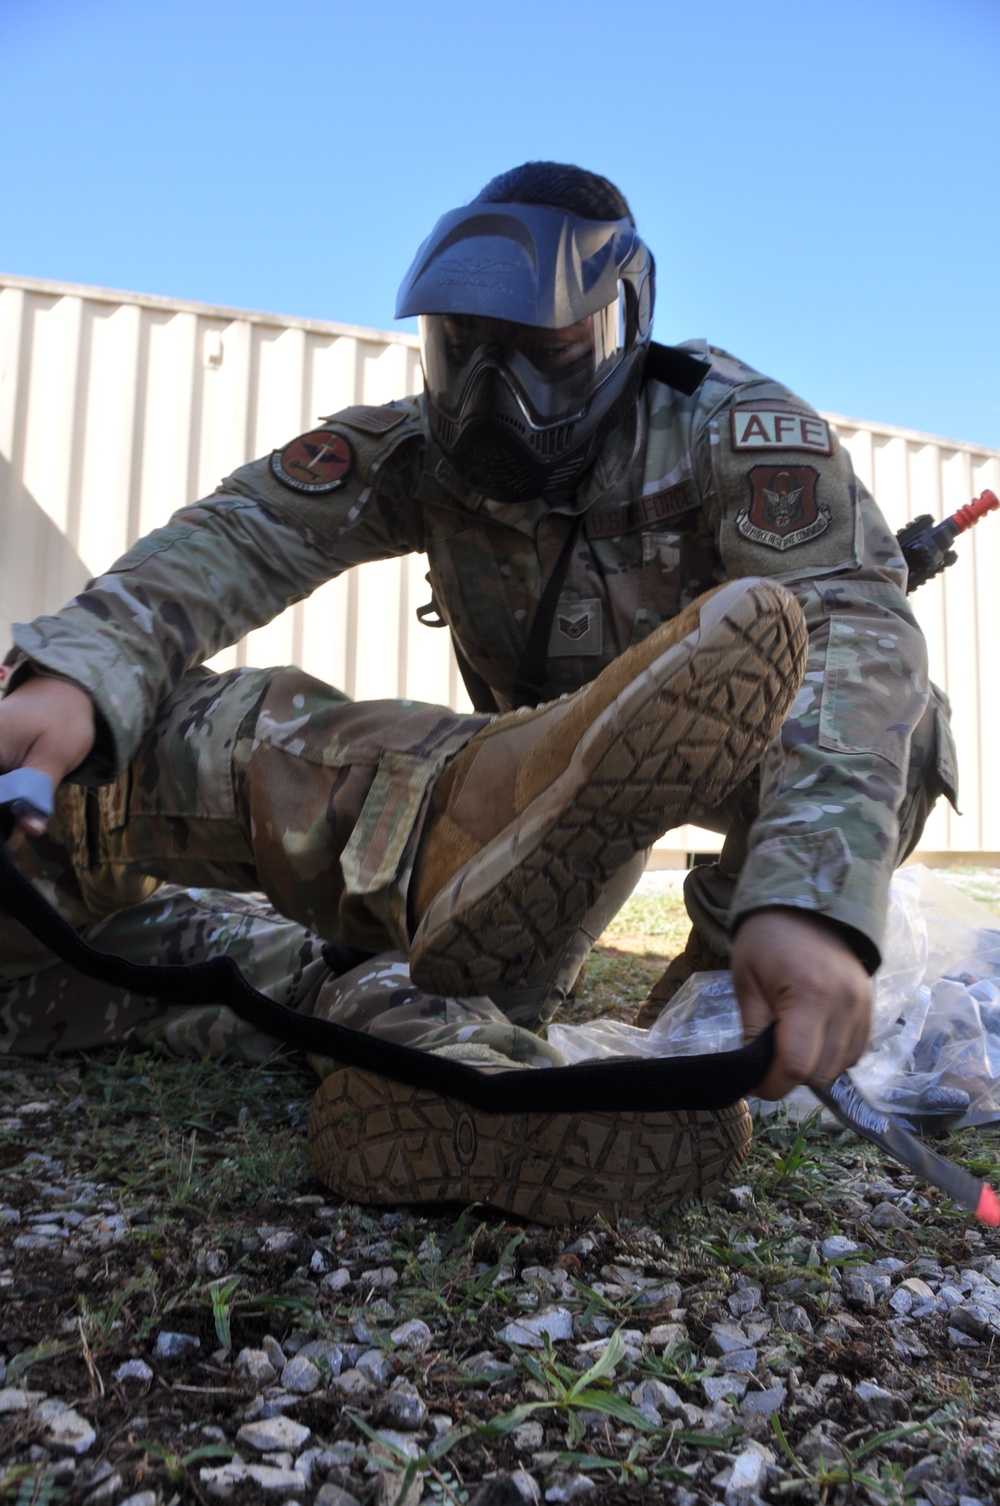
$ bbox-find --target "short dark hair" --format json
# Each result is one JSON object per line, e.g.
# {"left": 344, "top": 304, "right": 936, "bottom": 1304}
{"left": 475, "top": 161, "right": 634, "bottom": 225}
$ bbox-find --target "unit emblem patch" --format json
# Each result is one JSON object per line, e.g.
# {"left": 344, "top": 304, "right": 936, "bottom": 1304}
{"left": 730, "top": 406, "right": 832, "bottom": 455}
{"left": 736, "top": 465, "right": 831, "bottom": 550}
{"left": 270, "top": 429, "right": 354, "bottom": 493}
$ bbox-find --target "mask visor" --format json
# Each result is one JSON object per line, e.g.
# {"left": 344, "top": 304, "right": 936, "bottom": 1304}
{"left": 419, "top": 293, "right": 626, "bottom": 428}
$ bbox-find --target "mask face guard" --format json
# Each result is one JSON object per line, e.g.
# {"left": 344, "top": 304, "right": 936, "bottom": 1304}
{"left": 396, "top": 201, "right": 655, "bottom": 497}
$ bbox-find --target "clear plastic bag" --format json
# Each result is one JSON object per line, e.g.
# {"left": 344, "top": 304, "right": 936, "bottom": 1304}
{"left": 546, "top": 865, "right": 1000, "bottom": 1128}
{"left": 856, "top": 867, "right": 1000, "bottom": 1126}
{"left": 547, "top": 970, "right": 745, "bottom": 1064}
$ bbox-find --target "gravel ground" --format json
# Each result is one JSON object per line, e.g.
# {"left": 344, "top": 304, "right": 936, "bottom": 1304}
{"left": 3, "top": 871, "right": 1000, "bottom": 1505}
{"left": 5, "top": 1108, "right": 1000, "bottom": 1506}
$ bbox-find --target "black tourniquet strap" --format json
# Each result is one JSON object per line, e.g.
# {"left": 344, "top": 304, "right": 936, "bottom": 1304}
{"left": 0, "top": 792, "right": 773, "bottom": 1112}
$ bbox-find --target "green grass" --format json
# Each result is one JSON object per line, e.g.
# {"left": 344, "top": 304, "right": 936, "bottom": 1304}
{"left": 562, "top": 877, "right": 688, "bottom": 1025}
{"left": 935, "top": 865, "right": 1000, "bottom": 916}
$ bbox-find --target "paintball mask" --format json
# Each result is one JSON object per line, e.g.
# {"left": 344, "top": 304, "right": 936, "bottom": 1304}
{"left": 395, "top": 201, "right": 655, "bottom": 501}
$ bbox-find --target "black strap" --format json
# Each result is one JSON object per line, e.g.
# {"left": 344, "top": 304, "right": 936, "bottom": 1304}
{"left": 414, "top": 517, "right": 584, "bottom": 714}
{"left": 644, "top": 342, "right": 713, "bottom": 396}
{"left": 0, "top": 802, "right": 772, "bottom": 1112}
{"left": 453, "top": 644, "right": 501, "bottom": 715}
{"left": 510, "top": 514, "right": 585, "bottom": 709}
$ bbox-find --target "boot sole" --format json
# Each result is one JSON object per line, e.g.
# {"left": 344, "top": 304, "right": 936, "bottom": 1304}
{"left": 411, "top": 577, "right": 806, "bottom": 997}
{"left": 308, "top": 1067, "right": 752, "bottom": 1227}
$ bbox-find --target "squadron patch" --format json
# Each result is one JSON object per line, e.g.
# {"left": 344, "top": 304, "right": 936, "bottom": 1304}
{"left": 270, "top": 429, "right": 354, "bottom": 494}
{"left": 730, "top": 406, "right": 832, "bottom": 455}
{"left": 736, "top": 465, "right": 831, "bottom": 551}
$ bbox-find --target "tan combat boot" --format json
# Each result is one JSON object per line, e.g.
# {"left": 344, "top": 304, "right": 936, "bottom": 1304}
{"left": 409, "top": 576, "right": 807, "bottom": 1000}
{"left": 309, "top": 1063, "right": 753, "bottom": 1228}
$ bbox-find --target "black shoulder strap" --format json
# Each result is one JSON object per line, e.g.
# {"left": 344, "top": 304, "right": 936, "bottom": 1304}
{"left": 510, "top": 514, "right": 584, "bottom": 708}
{"left": 0, "top": 793, "right": 772, "bottom": 1114}
{"left": 414, "top": 515, "right": 585, "bottom": 714}
{"left": 644, "top": 342, "right": 713, "bottom": 396}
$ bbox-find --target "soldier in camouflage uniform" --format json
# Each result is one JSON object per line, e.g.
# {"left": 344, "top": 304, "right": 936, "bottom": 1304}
{"left": 0, "top": 163, "right": 957, "bottom": 1226}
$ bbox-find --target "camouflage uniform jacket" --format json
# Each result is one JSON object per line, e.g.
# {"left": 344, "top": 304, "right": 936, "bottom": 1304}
{"left": 7, "top": 341, "right": 943, "bottom": 967}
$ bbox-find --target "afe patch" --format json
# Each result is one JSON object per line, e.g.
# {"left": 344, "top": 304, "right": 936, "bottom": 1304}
{"left": 270, "top": 429, "right": 354, "bottom": 494}
{"left": 731, "top": 406, "right": 832, "bottom": 455}
{"left": 736, "top": 465, "right": 831, "bottom": 551}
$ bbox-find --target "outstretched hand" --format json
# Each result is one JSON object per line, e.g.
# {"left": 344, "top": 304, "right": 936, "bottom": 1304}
{"left": 731, "top": 908, "right": 872, "bottom": 1100}
{"left": 0, "top": 675, "right": 96, "bottom": 834}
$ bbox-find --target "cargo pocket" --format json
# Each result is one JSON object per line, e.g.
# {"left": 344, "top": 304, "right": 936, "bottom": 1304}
{"left": 76, "top": 772, "right": 162, "bottom": 918}
{"left": 817, "top": 613, "right": 911, "bottom": 770}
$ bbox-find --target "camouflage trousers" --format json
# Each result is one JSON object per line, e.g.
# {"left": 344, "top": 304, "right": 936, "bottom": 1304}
{"left": 0, "top": 666, "right": 640, "bottom": 1069}
{"left": 0, "top": 665, "right": 953, "bottom": 1069}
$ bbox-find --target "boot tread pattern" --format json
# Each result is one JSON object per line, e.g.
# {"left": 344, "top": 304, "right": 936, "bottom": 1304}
{"left": 309, "top": 1069, "right": 752, "bottom": 1227}
{"left": 413, "top": 585, "right": 807, "bottom": 996}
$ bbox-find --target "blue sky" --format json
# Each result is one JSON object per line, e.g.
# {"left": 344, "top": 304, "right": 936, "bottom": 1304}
{"left": 3, "top": 0, "right": 998, "bottom": 447}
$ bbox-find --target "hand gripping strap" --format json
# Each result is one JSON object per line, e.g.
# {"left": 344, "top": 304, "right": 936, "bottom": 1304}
{"left": 0, "top": 781, "right": 773, "bottom": 1112}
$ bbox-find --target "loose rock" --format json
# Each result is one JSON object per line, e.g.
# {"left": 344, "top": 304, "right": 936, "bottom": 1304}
{"left": 237, "top": 1416, "right": 312, "bottom": 1454}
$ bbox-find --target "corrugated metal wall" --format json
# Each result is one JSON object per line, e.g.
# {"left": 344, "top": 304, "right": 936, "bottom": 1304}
{"left": 831, "top": 419, "right": 1000, "bottom": 859}
{"left": 3, "top": 273, "right": 999, "bottom": 859}
{"left": 0, "top": 274, "right": 463, "bottom": 714}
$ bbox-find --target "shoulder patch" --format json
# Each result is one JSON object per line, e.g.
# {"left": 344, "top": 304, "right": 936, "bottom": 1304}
{"left": 270, "top": 429, "right": 354, "bottom": 494}
{"left": 730, "top": 405, "right": 832, "bottom": 455}
{"left": 736, "top": 465, "right": 832, "bottom": 551}
{"left": 320, "top": 405, "right": 409, "bottom": 434}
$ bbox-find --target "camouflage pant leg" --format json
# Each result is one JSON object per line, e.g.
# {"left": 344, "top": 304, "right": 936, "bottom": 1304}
{"left": 0, "top": 886, "right": 331, "bottom": 1060}
{"left": 0, "top": 888, "right": 565, "bottom": 1070}
{"left": 680, "top": 685, "right": 958, "bottom": 956}
{"left": 305, "top": 953, "right": 566, "bottom": 1080}
{"left": 1, "top": 665, "right": 488, "bottom": 958}
{"left": 0, "top": 667, "right": 283, "bottom": 966}
{"left": 0, "top": 665, "right": 568, "bottom": 1067}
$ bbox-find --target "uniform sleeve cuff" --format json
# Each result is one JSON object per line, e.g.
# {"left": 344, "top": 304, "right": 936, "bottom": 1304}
{"left": 730, "top": 827, "right": 886, "bottom": 974}
{"left": 8, "top": 626, "right": 128, "bottom": 782}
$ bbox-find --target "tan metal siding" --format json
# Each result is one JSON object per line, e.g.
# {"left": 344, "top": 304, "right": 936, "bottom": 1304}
{"left": 832, "top": 420, "right": 1000, "bottom": 856}
{"left": 3, "top": 273, "right": 998, "bottom": 860}
{"left": 0, "top": 276, "right": 461, "bottom": 713}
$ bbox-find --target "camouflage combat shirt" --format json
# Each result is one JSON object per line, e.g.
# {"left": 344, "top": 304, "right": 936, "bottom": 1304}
{"left": 8, "top": 341, "right": 938, "bottom": 966}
